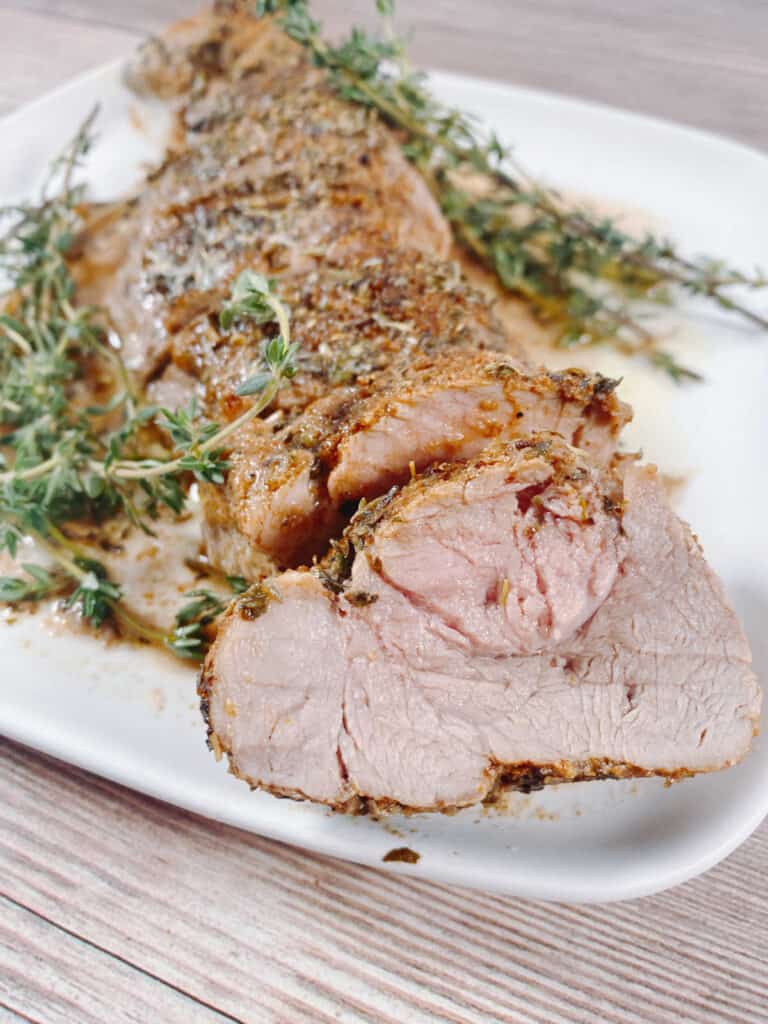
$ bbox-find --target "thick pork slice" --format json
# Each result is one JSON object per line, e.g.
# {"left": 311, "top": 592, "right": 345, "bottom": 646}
{"left": 200, "top": 436, "right": 760, "bottom": 812}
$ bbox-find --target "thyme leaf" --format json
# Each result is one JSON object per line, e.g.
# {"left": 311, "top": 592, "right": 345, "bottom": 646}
{"left": 0, "top": 562, "right": 65, "bottom": 603}
{"left": 63, "top": 557, "right": 122, "bottom": 629}
{"left": 165, "top": 575, "right": 249, "bottom": 660}
{"left": 219, "top": 269, "right": 274, "bottom": 330}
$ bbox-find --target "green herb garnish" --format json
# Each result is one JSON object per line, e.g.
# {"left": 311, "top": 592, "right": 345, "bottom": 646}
{"left": 166, "top": 574, "right": 251, "bottom": 660}
{"left": 0, "top": 562, "right": 66, "bottom": 604}
{"left": 0, "top": 120, "right": 296, "bottom": 644}
{"left": 258, "top": 0, "right": 767, "bottom": 379}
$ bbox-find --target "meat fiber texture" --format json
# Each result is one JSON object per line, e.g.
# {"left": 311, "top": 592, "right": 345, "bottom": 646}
{"left": 201, "top": 438, "right": 760, "bottom": 812}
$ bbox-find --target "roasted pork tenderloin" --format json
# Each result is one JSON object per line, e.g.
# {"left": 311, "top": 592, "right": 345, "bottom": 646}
{"left": 74, "top": 5, "right": 758, "bottom": 808}
{"left": 201, "top": 436, "right": 760, "bottom": 812}
{"left": 187, "top": 256, "right": 628, "bottom": 577}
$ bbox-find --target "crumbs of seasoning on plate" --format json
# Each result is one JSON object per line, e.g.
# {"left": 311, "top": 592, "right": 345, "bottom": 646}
{"left": 209, "top": 731, "right": 224, "bottom": 762}
{"left": 383, "top": 846, "right": 420, "bottom": 864}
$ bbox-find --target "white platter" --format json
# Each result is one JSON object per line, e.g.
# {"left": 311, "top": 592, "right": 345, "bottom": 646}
{"left": 1, "top": 57, "right": 767, "bottom": 903}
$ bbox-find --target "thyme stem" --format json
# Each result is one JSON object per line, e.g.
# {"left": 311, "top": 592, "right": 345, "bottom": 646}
{"left": 104, "top": 374, "right": 281, "bottom": 481}
{"left": 0, "top": 455, "right": 61, "bottom": 485}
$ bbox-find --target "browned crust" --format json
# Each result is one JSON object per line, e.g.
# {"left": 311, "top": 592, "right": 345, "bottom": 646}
{"left": 482, "top": 759, "right": 695, "bottom": 800}
{"left": 110, "top": 14, "right": 456, "bottom": 383}
{"left": 360, "top": 430, "right": 622, "bottom": 523}
{"left": 169, "top": 252, "right": 515, "bottom": 421}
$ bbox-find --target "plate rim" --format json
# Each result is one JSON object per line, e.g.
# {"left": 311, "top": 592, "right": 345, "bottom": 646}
{"left": 1, "top": 55, "right": 766, "bottom": 904}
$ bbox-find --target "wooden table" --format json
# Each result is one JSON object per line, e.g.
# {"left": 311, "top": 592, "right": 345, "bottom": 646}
{"left": 2, "top": 4, "right": 767, "bottom": 1021}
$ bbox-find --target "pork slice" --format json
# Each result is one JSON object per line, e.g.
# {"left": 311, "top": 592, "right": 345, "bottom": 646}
{"left": 167, "top": 250, "right": 514, "bottom": 411}
{"left": 201, "top": 570, "right": 349, "bottom": 803}
{"left": 200, "top": 413, "right": 346, "bottom": 579}
{"left": 326, "top": 357, "right": 627, "bottom": 501}
{"left": 201, "top": 436, "right": 759, "bottom": 811}
{"left": 201, "top": 352, "right": 630, "bottom": 577}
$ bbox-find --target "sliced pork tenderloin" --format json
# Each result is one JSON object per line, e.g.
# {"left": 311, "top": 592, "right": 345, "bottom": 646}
{"left": 164, "top": 250, "right": 515, "bottom": 414}
{"left": 77, "top": 13, "right": 452, "bottom": 381}
{"left": 200, "top": 353, "right": 629, "bottom": 578}
{"left": 200, "top": 436, "right": 759, "bottom": 812}
{"left": 156, "top": 249, "right": 627, "bottom": 579}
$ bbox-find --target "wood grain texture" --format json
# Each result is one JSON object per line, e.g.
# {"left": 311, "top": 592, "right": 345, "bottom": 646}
{"left": 2, "top": 740, "right": 767, "bottom": 1024}
{"left": 1, "top": 3, "right": 768, "bottom": 1022}
{"left": 0, "top": 9, "right": 136, "bottom": 115}
{"left": 0, "top": 895, "right": 228, "bottom": 1023}
{"left": 0, "top": 0, "right": 766, "bottom": 147}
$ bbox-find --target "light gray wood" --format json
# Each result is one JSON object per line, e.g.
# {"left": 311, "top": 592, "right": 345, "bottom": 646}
{"left": 1, "top": 3, "right": 767, "bottom": 1022}
{"left": 0, "top": 890, "right": 228, "bottom": 1023}
{"left": 0, "top": 1, "right": 766, "bottom": 147}
{"left": 0, "top": 9, "right": 136, "bottom": 116}
{"left": 2, "top": 740, "right": 767, "bottom": 1024}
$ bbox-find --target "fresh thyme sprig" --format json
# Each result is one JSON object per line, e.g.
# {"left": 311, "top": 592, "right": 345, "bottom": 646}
{"left": 0, "top": 116, "right": 296, "bottom": 644}
{"left": 63, "top": 555, "right": 123, "bottom": 628}
{"left": 257, "top": 0, "right": 768, "bottom": 379}
{"left": 0, "top": 526, "right": 127, "bottom": 630}
{"left": 166, "top": 575, "right": 248, "bottom": 660}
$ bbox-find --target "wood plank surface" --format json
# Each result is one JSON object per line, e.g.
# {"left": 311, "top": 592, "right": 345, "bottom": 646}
{"left": 0, "top": 895, "right": 229, "bottom": 1023}
{"left": 0, "top": 1, "right": 766, "bottom": 147}
{"left": 1, "top": 3, "right": 768, "bottom": 1022}
{"left": 2, "top": 739, "right": 767, "bottom": 1024}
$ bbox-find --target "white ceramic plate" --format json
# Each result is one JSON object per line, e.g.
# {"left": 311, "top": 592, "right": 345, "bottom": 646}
{"left": 1, "top": 59, "right": 767, "bottom": 903}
